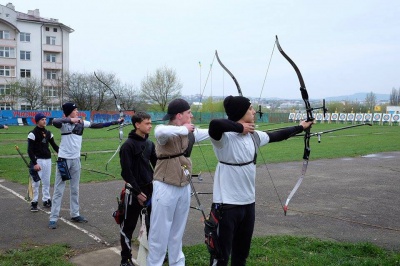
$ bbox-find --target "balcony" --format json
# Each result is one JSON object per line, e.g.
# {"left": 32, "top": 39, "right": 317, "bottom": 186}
{"left": 42, "top": 44, "right": 62, "bottom": 53}
{"left": 0, "top": 57, "right": 17, "bottom": 66}
{"left": 0, "top": 39, "right": 17, "bottom": 47}
{"left": 42, "top": 79, "right": 61, "bottom": 86}
{"left": 43, "top": 61, "right": 62, "bottom": 70}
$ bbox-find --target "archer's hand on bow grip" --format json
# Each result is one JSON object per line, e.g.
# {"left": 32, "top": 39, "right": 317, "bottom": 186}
{"left": 299, "top": 120, "right": 313, "bottom": 130}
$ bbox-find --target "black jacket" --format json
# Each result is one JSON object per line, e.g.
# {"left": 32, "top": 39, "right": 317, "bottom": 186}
{"left": 27, "top": 126, "right": 59, "bottom": 165}
{"left": 119, "top": 130, "right": 157, "bottom": 196}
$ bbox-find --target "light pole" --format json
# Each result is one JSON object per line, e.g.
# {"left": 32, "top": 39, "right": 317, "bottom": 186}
{"left": 199, "top": 61, "right": 202, "bottom": 122}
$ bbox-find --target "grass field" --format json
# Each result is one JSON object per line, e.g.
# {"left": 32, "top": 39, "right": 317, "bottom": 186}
{"left": 1, "top": 236, "right": 399, "bottom": 265}
{"left": 1, "top": 122, "right": 399, "bottom": 184}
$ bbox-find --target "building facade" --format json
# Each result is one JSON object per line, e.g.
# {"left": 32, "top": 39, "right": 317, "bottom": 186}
{"left": 0, "top": 2, "right": 73, "bottom": 110}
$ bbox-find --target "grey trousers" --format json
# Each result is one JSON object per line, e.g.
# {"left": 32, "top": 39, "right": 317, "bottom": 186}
{"left": 49, "top": 158, "right": 81, "bottom": 221}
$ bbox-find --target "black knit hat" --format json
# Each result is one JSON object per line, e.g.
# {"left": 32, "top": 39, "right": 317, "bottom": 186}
{"left": 223, "top": 95, "right": 251, "bottom": 121}
{"left": 162, "top": 98, "right": 191, "bottom": 120}
{"left": 62, "top": 102, "right": 77, "bottom": 117}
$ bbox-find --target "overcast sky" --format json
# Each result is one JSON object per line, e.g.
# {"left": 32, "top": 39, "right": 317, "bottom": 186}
{"left": 8, "top": 0, "right": 400, "bottom": 100}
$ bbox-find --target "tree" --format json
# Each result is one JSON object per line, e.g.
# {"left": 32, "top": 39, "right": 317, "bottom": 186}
{"left": 88, "top": 71, "right": 118, "bottom": 111}
{"left": 0, "top": 81, "right": 20, "bottom": 110}
{"left": 140, "top": 66, "right": 182, "bottom": 111}
{"left": 389, "top": 87, "right": 399, "bottom": 105}
{"left": 365, "top": 92, "right": 377, "bottom": 112}
{"left": 61, "top": 71, "right": 119, "bottom": 111}
{"left": 120, "top": 83, "right": 146, "bottom": 111}
{"left": 62, "top": 72, "right": 91, "bottom": 110}
{"left": 18, "top": 77, "right": 47, "bottom": 109}
{"left": 201, "top": 97, "right": 224, "bottom": 113}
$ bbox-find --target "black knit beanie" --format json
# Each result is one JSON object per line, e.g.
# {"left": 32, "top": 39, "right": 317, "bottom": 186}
{"left": 62, "top": 102, "right": 77, "bottom": 117}
{"left": 223, "top": 95, "right": 251, "bottom": 121}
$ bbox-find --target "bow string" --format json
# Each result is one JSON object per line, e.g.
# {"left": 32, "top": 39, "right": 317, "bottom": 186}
{"left": 94, "top": 71, "right": 125, "bottom": 171}
{"left": 215, "top": 50, "right": 286, "bottom": 212}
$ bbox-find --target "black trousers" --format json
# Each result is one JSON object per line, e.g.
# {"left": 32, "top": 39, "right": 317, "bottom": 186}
{"left": 214, "top": 202, "right": 255, "bottom": 266}
{"left": 120, "top": 184, "right": 152, "bottom": 261}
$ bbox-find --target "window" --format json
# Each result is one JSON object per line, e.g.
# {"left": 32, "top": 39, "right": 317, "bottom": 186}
{"left": 45, "top": 53, "right": 56, "bottom": 62}
{"left": 0, "top": 47, "right": 15, "bottom": 58}
{"left": 0, "top": 103, "right": 12, "bottom": 110}
{"left": 0, "top": 84, "right": 11, "bottom": 95}
{"left": 45, "top": 27, "right": 50, "bottom": 31}
{"left": 20, "top": 51, "right": 31, "bottom": 60}
{"left": 0, "top": 31, "right": 10, "bottom": 39}
{"left": 20, "top": 104, "right": 32, "bottom": 110}
{"left": 20, "top": 32, "right": 31, "bottom": 42}
{"left": 45, "top": 105, "right": 59, "bottom": 111}
{"left": 0, "top": 66, "right": 15, "bottom": 77}
{"left": 46, "top": 36, "right": 56, "bottom": 45}
{"left": 20, "top": 69, "right": 31, "bottom": 78}
{"left": 44, "top": 86, "right": 58, "bottom": 97}
{"left": 46, "top": 70, "right": 57, "bottom": 79}
{"left": 46, "top": 106, "right": 57, "bottom": 111}
{"left": 53, "top": 28, "right": 57, "bottom": 32}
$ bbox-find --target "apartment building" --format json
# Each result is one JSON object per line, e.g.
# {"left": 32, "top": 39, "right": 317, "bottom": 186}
{"left": 0, "top": 2, "right": 73, "bottom": 110}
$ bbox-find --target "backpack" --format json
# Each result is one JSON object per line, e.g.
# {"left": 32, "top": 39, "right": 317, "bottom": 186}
{"left": 112, "top": 186, "right": 126, "bottom": 225}
{"left": 204, "top": 208, "right": 222, "bottom": 259}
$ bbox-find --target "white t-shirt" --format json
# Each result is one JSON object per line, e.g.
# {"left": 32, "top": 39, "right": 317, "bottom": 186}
{"left": 211, "top": 130, "right": 269, "bottom": 205}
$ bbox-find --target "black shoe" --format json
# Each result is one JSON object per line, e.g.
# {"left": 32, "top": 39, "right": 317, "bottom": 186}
{"left": 71, "top": 216, "right": 88, "bottom": 223}
{"left": 43, "top": 199, "right": 52, "bottom": 208}
{"left": 120, "top": 259, "right": 134, "bottom": 266}
{"left": 30, "top": 202, "right": 38, "bottom": 212}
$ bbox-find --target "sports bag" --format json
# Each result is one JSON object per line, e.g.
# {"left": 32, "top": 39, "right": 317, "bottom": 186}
{"left": 29, "top": 162, "right": 41, "bottom": 182}
{"left": 56, "top": 158, "right": 71, "bottom": 181}
{"left": 112, "top": 187, "right": 126, "bottom": 225}
{"left": 204, "top": 208, "right": 222, "bottom": 259}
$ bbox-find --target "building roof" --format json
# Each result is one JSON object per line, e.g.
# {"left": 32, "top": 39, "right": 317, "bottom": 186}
{"left": 0, "top": 18, "right": 20, "bottom": 32}
{"left": 16, "top": 11, "right": 74, "bottom": 33}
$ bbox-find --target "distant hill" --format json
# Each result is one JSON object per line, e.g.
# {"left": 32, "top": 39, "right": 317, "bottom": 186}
{"left": 191, "top": 92, "right": 390, "bottom": 102}
{"left": 324, "top": 93, "right": 389, "bottom": 102}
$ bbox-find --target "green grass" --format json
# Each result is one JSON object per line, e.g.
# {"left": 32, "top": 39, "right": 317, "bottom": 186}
{"left": 183, "top": 235, "right": 400, "bottom": 266}
{"left": 1, "top": 236, "right": 399, "bottom": 265}
{"left": 0, "top": 243, "right": 74, "bottom": 266}
{"left": 1, "top": 122, "right": 400, "bottom": 184}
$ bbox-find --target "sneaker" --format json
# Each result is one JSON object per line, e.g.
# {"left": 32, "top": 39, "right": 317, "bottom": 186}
{"left": 120, "top": 259, "right": 135, "bottom": 266}
{"left": 48, "top": 221, "right": 57, "bottom": 229}
{"left": 30, "top": 202, "right": 38, "bottom": 212}
{"left": 71, "top": 216, "right": 88, "bottom": 223}
{"left": 43, "top": 199, "right": 52, "bottom": 208}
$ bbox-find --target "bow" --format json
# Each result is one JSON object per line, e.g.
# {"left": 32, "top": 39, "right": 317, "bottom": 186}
{"left": 215, "top": 51, "right": 265, "bottom": 119}
{"left": 215, "top": 50, "right": 243, "bottom": 96}
{"left": 94, "top": 72, "right": 125, "bottom": 170}
{"left": 275, "top": 35, "right": 327, "bottom": 215}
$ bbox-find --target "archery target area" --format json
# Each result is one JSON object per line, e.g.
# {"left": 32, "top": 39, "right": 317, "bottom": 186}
{"left": 289, "top": 112, "right": 400, "bottom": 126}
